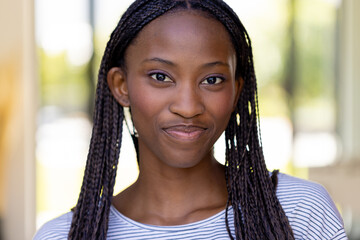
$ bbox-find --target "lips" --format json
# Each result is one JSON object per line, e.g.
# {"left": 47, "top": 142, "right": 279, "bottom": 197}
{"left": 163, "top": 125, "right": 207, "bottom": 141}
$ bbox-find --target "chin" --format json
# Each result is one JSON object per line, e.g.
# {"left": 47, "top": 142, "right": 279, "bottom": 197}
{"left": 162, "top": 151, "right": 210, "bottom": 169}
{"left": 167, "top": 161, "right": 201, "bottom": 169}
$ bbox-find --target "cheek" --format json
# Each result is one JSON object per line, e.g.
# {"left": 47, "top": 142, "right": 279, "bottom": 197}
{"left": 208, "top": 88, "right": 237, "bottom": 124}
{"left": 129, "top": 92, "right": 152, "bottom": 116}
{"left": 127, "top": 81, "right": 165, "bottom": 128}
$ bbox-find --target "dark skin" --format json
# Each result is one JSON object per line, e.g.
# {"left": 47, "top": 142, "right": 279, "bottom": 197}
{"left": 107, "top": 11, "right": 244, "bottom": 226}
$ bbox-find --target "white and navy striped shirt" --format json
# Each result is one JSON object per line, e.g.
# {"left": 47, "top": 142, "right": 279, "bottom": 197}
{"left": 33, "top": 173, "right": 348, "bottom": 239}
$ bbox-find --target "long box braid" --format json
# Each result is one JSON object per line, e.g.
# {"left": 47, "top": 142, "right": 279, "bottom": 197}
{"left": 69, "top": 1, "right": 295, "bottom": 239}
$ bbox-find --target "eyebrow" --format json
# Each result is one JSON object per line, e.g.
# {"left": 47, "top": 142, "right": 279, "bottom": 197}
{"left": 142, "top": 57, "right": 175, "bottom": 66}
{"left": 142, "top": 57, "right": 229, "bottom": 68}
{"left": 202, "top": 61, "right": 229, "bottom": 68}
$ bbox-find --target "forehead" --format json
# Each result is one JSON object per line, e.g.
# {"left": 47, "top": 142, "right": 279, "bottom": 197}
{"left": 138, "top": 10, "right": 231, "bottom": 43}
{"left": 125, "top": 10, "right": 235, "bottom": 64}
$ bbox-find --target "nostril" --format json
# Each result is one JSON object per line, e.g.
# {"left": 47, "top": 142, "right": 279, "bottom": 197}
{"left": 169, "top": 91, "right": 205, "bottom": 118}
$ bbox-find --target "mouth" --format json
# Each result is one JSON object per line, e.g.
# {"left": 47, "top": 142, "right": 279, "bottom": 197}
{"left": 163, "top": 125, "right": 207, "bottom": 141}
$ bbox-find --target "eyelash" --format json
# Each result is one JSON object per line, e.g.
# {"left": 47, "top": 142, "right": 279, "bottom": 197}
{"left": 201, "top": 76, "right": 224, "bottom": 85}
{"left": 149, "top": 72, "right": 225, "bottom": 85}
{"left": 149, "top": 72, "right": 172, "bottom": 82}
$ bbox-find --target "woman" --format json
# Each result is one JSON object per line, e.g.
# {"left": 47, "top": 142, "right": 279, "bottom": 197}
{"left": 34, "top": 0, "right": 347, "bottom": 239}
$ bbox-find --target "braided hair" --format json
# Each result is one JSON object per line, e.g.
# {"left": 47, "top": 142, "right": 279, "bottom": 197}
{"left": 69, "top": 0, "right": 295, "bottom": 239}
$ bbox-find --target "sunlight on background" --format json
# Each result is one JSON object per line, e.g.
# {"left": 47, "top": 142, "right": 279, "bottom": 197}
{"left": 35, "top": 0, "right": 139, "bottom": 228}
{"left": 36, "top": 0, "right": 93, "bottom": 65}
{"left": 35, "top": 0, "right": 344, "bottom": 232}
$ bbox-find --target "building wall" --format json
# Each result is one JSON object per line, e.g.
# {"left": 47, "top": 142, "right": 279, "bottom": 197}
{"left": 0, "top": 0, "right": 36, "bottom": 239}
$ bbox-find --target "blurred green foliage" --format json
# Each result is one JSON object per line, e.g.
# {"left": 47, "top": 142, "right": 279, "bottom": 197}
{"left": 295, "top": 0, "right": 336, "bottom": 104}
{"left": 251, "top": 0, "right": 337, "bottom": 126}
{"left": 38, "top": 48, "right": 90, "bottom": 111}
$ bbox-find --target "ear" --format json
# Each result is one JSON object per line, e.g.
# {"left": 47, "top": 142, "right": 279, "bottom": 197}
{"left": 107, "top": 67, "right": 130, "bottom": 107}
{"left": 232, "top": 77, "right": 244, "bottom": 111}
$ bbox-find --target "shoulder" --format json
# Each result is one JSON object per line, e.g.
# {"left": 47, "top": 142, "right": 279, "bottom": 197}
{"left": 276, "top": 172, "right": 337, "bottom": 208}
{"left": 276, "top": 173, "right": 347, "bottom": 239}
{"left": 32, "top": 212, "right": 73, "bottom": 240}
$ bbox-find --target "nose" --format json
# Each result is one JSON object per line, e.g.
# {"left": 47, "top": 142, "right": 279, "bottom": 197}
{"left": 169, "top": 83, "right": 205, "bottom": 118}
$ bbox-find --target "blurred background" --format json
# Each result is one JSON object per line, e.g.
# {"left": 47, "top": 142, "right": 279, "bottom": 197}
{"left": 0, "top": 0, "right": 359, "bottom": 239}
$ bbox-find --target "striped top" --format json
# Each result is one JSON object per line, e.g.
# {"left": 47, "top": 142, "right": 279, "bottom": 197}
{"left": 33, "top": 173, "right": 348, "bottom": 239}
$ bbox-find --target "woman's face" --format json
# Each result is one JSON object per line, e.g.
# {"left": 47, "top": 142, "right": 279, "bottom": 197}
{"left": 112, "top": 11, "right": 241, "bottom": 170}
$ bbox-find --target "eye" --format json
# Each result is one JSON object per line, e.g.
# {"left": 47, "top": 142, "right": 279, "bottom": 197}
{"left": 201, "top": 76, "right": 224, "bottom": 85}
{"left": 150, "top": 72, "right": 172, "bottom": 82}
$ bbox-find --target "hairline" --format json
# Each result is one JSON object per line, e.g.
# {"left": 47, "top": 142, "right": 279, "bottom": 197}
{"left": 120, "top": 7, "right": 236, "bottom": 75}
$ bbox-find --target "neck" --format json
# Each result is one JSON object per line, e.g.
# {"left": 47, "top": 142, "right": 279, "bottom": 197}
{"left": 113, "top": 154, "right": 228, "bottom": 226}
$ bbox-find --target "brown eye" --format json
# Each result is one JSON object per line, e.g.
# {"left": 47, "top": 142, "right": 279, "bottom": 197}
{"left": 150, "top": 73, "right": 171, "bottom": 82}
{"left": 202, "top": 76, "right": 223, "bottom": 85}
